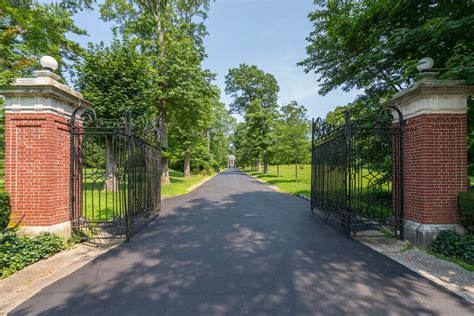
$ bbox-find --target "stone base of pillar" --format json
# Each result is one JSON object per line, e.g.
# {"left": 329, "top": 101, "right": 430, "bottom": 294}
{"left": 16, "top": 221, "right": 71, "bottom": 239}
{"left": 404, "top": 219, "right": 465, "bottom": 248}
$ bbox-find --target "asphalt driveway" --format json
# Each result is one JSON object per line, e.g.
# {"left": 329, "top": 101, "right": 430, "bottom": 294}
{"left": 10, "top": 169, "right": 473, "bottom": 315}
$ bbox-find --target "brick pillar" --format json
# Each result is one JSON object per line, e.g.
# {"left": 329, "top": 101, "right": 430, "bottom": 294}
{"left": 0, "top": 70, "right": 92, "bottom": 238}
{"left": 386, "top": 78, "right": 474, "bottom": 248}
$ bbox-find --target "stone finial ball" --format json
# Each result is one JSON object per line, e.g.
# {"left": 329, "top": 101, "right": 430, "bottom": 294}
{"left": 416, "top": 57, "right": 434, "bottom": 72}
{"left": 40, "top": 55, "right": 58, "bottom": 71}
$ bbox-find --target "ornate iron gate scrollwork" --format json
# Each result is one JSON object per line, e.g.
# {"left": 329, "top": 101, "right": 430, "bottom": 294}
{"left": 311, "top": 109, "right": 403, "bottom": 238}
{"left": 69, "top": 108, "right": 161, "bottom": 243}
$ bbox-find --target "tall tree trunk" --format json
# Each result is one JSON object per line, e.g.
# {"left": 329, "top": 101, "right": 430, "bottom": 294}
{"left": 183, "top": 150, "right": 191, "bottom": 178}
{"left": 155, "top": 4, "right": 170, "bottom": 185}
{"left": 263, "top": 160, "right": 268, "bottom": 174}
{"left": 295, "top": 161, "right": 298, "bottom": 182}
{"left": 257, "top": 159, "right": 261, "bottom": 172}
{"left": 159, "top": 101, "right": 170, "bottom": 184}
{"left": 104, "top": 135, "right": 118, "bottom": 192}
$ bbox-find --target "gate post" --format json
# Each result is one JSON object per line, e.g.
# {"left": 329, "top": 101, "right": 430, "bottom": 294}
{"left": 385, "top": 72, "right": 474, "bottom": 248}
{"left": 0, "top": 57, "right": 92, "bottom": 238}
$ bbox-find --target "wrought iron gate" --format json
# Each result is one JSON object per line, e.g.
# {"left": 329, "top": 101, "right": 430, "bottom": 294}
{"left": 311, "top": 109, "right": 403, "bottom": 238}
{"left": 69, "top": 108, "right": 161, "bottom": 243}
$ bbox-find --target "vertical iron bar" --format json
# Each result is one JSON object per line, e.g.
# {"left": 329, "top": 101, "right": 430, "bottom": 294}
{"left": 69, "top": 120, "right": 76, "bottom": 231}
{"left": 311, "top": 118, "right": 315, "bottom": 213}
{"left": 344, "top": 111, "right": 351, "bottom": 236}
{"left": 398, "top": 113, "right": 404, "bottom": 240}
{"left": 125, "top": 111, "right": 133, "bottom": 241}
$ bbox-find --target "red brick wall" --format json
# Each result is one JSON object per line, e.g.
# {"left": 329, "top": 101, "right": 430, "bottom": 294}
{"left": 402, "top": 113, "right": 468, "bottom": 224}
{"left": 5, "top": 112, "right": 71, "bottom": 226}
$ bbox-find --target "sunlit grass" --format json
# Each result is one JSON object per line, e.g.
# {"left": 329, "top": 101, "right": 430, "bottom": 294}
{"left": 162, "top": 169, "right": 212, "bottom": 197}
{"left": 245, "top": 164, "right": 311, "bottom": 197}
{"left": 81, "top": 168, "right": 212, "bottom": 221}
{"left": 82, "top": 169, "right": 127, "bottom": 222}
{"left": 245, "top": 164, "right": 393, "bottom": 219}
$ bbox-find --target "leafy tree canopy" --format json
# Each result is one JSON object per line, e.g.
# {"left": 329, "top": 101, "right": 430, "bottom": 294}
{"left": 299, "top": 0, "right": 474, "bottom": 101}
{"left": 74, "top": 38, "right": 156, "bottom": 124}
{"left": 0, "top": 0, "right": 85, "bottom": 86}
{"left": 225, "top": 64, "right": 280, "bottom": 114}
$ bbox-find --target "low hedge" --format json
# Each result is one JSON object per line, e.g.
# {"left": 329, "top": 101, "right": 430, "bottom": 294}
{"left": 0, "top": 230, "right": 65, "bottom": 278}
{"left": 458, "top": 190, "right": 474, "bottom": 233}
{"left": 0, "top": 192, "right": 10, "bottom": 230}
{"left": 431, "top": 230, "right": 474, "bottom": 265}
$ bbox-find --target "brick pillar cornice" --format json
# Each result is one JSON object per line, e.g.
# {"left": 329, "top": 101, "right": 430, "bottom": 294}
{"left": 1, "top": 71, "right": 92, "bottom": 118}
{"left": 386, "top": 79, "right": 474, "bottom": 121}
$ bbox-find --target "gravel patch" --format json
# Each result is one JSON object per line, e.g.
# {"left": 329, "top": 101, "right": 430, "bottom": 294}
{"left": 355, "top": 231, "right": 474, "bottom": 304}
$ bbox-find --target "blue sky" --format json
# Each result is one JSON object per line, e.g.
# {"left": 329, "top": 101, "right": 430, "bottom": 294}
{"left": 59, "top": 0, "right": 359, "bottom": 120}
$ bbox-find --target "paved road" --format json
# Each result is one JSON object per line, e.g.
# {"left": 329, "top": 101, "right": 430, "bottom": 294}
{"left": 11, "top": 169, "right": 472, "bottom": 315}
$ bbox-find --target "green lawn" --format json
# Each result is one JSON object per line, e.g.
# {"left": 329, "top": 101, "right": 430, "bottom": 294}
{"left": 245, "top": 164, "right": 393, "bottom": 219}
{"left": 81, "top": 168, "right": 212, "bottom": 222}
{"left": 162, "top": 169, "right": 212, "bottom": 197}
{"left": 245, "top": 164, "right": 311, "bottom": 197}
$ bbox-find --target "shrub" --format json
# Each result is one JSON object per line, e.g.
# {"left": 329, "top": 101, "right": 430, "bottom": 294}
{"left": 431, "top": 230, "right": 474, "bottom": 265}
{"left": 458, "top": 190, "right": 474, "bottom": 233}
{"left": 0, "top": 230, "right": 65, "bottom": 278}
{"left": 0, "top": 192, "right": 10, "bottom": 230}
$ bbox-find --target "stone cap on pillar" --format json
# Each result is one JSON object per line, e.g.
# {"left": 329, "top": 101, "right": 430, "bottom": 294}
{"left": 0, "top": 68, "right": 92, "bottom": 118}
{"left": 384, "top": 78, "right": 474, "bottom": 122}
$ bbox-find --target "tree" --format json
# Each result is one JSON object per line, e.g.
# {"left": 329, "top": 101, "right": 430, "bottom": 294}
{"left": 0, "top": 0, "right": 85, "bottom": 86}
{"left": 208, "top": 100, "right": 236, "bottom": 167}
{"left": 276, "top": 101, "right": 310, "bottom": 181}
{"left": 74, "top": 38, "right": 156, "bottom": 190}
{"left": 245, "top": 100, "right": 277, "bottom": 173}
{"left": 300, "top": 0, "right": 474, "bottom": 174}
{"left": 232, "top": 122, "right": 252, "bottom": 169}
{"left": 100, "top": 0, "right": 211, "bottom": 184}
{"left": 225, "top": 64, "right": 279, "bottom": 173}
{"left": 299, "top": 1, "right": 474, "bottom": 99}
{"left": 225, "top": 64, "right": 279, "bottom": 114}
{"left": 167, "top": 72, "right": 217, "bottom": 178}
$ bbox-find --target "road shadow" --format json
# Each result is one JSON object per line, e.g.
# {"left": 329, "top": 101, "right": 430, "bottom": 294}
{"left": 11, "top": 171, "right": 472, "bottom": 315}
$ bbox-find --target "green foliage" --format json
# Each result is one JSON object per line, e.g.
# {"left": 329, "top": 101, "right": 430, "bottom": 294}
{"left": 209, "top": 102, "right": 236, "bottom": 167}
{"left": 96, "top": 0, "right": 235, "bottom": 177}
{"left": 99, "top": 0, "right": 213, "bottom": 180}
{"left": 272, "top": 101, "right": 311, "bottom": 167}
{"left": 225, "top": 64, "right": 280, "bottom": 114}
{"left": 431, "top": 230, "right": 474, "bottom": 266}
{"left": 226, "top": 65, "right": 279, "bottom": 170}
{"left": 300, "top": 1, "right": 474, "bottom": 168}
{"left": 458, "top": 190, "right": 474, "bottom": 233}
{"left": 0, "top": 192, "right": 10, "bottom": 230}
{"left": 0, "top": 0, "right": 85, "bottom": 86}
{"left": 74, "top": 38, "right": 156, "bottom": 123}
{"left": 0, "top": 230, "right": 65, "bottom": 278}
{"left": 300, "top": 1, "right": 474, "bottom": 97}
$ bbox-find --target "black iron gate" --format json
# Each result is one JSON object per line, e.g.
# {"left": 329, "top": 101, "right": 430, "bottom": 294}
{"left": 69, "top": 108, "right": 161, "bottom": 243}
{"left": 311, "top": 109, "right": 403, "bottom": 238}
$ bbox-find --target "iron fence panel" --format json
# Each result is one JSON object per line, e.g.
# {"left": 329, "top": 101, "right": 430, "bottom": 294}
{"left": 70, "top": 109, "right": 160, "bottom": 243}
{"left": 311, "top": 110, "right": 403, "bottom": 238}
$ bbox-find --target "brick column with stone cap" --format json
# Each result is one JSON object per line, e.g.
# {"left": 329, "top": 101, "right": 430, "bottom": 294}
{"left": 0, "top": 68, "right": 92, "bottom": 238}
{"left": 385, "top": 77, "right": 474, "bottom": 248}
